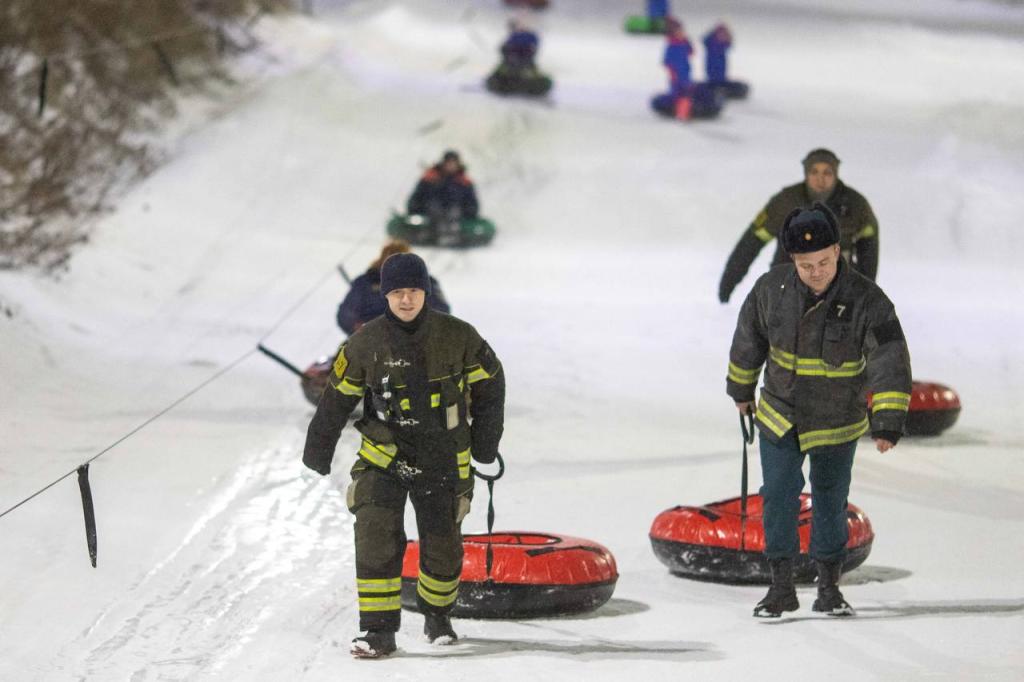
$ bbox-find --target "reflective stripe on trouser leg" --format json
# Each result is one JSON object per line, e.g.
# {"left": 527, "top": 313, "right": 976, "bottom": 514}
{"left": 353, "top": 470, "right": 408, "bottom": 632}
{"left": 357, "top": 577, "right": 402, "bottom": 630}
{"left": 758, "top": 430, "right": 806, "bottom": 560}
{"left": 416, "top": 568, "right": 460, "bottom": 610}
{"left": 807, "top": 440, "right": 857, "bottom": 562}
{"left": 410, "top": 487, "right": 464, "bottom": 615}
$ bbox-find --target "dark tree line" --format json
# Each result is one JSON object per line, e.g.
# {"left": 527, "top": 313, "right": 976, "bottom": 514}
{"left": 0, "top": 0, "right": 293, "bottom": 272}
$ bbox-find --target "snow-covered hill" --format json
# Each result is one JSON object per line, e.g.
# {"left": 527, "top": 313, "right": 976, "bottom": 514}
{"left": 1, "top": 1, "right": 1022, "bottom": 679}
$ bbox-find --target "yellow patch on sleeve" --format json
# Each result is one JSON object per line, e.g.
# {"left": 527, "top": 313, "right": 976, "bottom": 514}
{"left": 333, "top": 348, "right": 349, "bottom": 378}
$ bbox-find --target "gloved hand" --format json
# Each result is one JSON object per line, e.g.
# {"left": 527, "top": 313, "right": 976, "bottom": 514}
{"left": 472, "top": 449, "right": 498, "bottom": 465}
{"left": 302, "top": 450, "right": 331, "bottom": 476}
{"left": 718, "top": 285, "right": 731, "bottom": 304}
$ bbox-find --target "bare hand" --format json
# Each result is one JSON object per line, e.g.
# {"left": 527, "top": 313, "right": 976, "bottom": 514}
{"left": 735, "top": 401, "right": 755, "bottom": 415}
{"left": 874, "top": 438, "right": 895, "bottom": 453}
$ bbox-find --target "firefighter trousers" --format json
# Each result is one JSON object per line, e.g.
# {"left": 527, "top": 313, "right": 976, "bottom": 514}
{"left": 346, "top": 463, "right": 471, "bottom": 632}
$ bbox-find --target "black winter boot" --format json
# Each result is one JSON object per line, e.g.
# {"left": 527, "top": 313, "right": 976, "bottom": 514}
{"left": 351, "top": 630, "right": 397, "bottom": 659}
{"left": 424, "top": 613, "right": 458, "bottom": 645}
{"left": 753, "top": 558, "right": 800, "bottom": 618}
{"left": 812, "top": 559, "right": 855, "bottom": 616}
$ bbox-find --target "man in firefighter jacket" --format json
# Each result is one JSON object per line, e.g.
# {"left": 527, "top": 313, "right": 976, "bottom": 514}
{"left": 726, "top": 204, "right": 911, "bottom": 618}
{"left": 303, "top": 252, "right": 505, "bottom": 658}
{"left": 719, "top": 148, "right": 880, "bottom": 303}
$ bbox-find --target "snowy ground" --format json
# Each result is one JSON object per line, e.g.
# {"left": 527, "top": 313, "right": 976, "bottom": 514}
{"left": 2, "top": 0, "right": 1023, "bottom": 679}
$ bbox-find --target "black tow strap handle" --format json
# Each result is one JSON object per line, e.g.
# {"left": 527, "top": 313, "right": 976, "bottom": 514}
{"left": 473, "top": 454, "right": 505, "bottom": 580}
{"left": 739, "top": 409, "right": 755, "bottom": 551}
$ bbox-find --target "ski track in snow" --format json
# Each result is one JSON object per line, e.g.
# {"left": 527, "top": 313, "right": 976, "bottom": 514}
{"left": 59, "top": 438, "right": 355, "bottom": 680}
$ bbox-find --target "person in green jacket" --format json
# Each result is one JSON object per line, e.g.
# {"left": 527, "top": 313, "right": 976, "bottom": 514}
{"left": 303, "top": 253, "right": 505, "bottom": 659}
{"left": 719, "top": 149, "right": 880, "bottom": 303}
{"left": 726, "top": 204, "right": 911, "bottom": 618}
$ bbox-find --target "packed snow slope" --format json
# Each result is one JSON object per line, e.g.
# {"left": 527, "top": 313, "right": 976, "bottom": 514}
{"left": 2, "top": 0, "right": 1023, "bottom": 679}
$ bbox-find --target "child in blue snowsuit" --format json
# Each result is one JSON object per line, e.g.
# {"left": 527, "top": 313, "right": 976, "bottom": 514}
{"left": 703, "top": 23, "right": 732, "bottom": 83}
{"left": 502, "top": 23, "right": 540, "bottom": 69}
{"left": 647, "top": 0, "right": 669, "bottom": 20}
{"left": 663, "top": 19, "right": 693, "bottom": 96}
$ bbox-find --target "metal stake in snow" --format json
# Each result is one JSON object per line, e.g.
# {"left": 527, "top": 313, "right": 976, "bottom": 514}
{"left": 739, "top": 410, "right": 755, "bottom": 551}
{"left": 77, "top": 464, "right": 98, "bottom": 568}
{"left": 473, "top": 454, "right": 505, "bottom": 579}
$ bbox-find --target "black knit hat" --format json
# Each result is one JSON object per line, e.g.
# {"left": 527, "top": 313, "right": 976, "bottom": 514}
{"left": 781, "top": 203, "right": 840, "bottom": 254}
{"left": 380, "top": 252, "right": 431, "bottom": 295}
{"left": 802, "top": 148, "right": 840, "bottom": 174}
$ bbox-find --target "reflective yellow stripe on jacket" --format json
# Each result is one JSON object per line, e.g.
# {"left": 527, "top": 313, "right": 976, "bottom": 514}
{"left": 854, "top": 223, "right": 877, "bottom": 241}
{"left": 335, "top": 376, "right": 365, "bottom": 397}
{"left": 728, "top": 362, "right": 761, "bottom": 385}
{"left": 756, "top": 396, "right": 793, "bottom": 438}
{"left": 457, "top": 448, "right": 471, "bottom": 480}
{"left": 359, "top": 438, "right": 397, "bottom": 469}
{"left": 769, "top": 346, "right": 866, "bottom": 378}
{"left": 752, "top": 210, "right": 772, "bottom": 242}
{"left": 798, "top": 417, "right": 870, "bottom": 451}
{"left": 872, "top": 391, "right": 911, "bottom": 414}
{"left": 465, "top": 364, "right": 492, "bottom": 384}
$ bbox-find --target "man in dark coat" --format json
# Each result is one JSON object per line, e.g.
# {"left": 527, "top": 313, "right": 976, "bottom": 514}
{"left": 336, "top": 240, "right": 450, "bottom": 336}
{"left": 406, "top": 150, "right": 479, "bottom": 220}
{"left": 726, "top": 204, "right": 911, "bottom": 618}
{"left": 719, "top": 149, "right": 880, "bottom": 303}
{"left": 304, "top": 253, "right": 505, "bottom": 658}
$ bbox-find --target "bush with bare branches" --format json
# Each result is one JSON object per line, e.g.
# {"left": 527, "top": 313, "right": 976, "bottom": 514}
{"left": 0, "top": 0, "right": 293, "bottom": 272}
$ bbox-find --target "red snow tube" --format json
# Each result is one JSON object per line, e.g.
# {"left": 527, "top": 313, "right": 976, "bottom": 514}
{"left": 401, "top": 532, "right": 618, "bottom": 618}
{"left": 868, "top": 380, "right": 961, "bottom": 436}
{"left": 649, "top": 494, "right": 873, "bottom": 584}
{"left": 300, "top": 357, "right": 332, "bottom": 406}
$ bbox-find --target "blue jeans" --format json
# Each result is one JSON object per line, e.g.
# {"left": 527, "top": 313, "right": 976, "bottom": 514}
{"left": 758, "top": 430, "right": 857, "bottom": 562}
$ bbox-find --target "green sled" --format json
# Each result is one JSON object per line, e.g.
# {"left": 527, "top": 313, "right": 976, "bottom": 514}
{"left": 387, "top": 213, "right": 496, "bottom": 248}
{"left": 624, "top": 16, "right": 667, "bottom": 34}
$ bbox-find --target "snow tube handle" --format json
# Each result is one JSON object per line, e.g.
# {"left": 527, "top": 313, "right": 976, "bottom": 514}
{"left": 473, "top": 454, "right": 505, "bottom": 580}
{"left": 740, "top": 409, "right": 755, "bottom": 445}
{"left": 739, "top": 410, "right": 754, "bottom": 550}
{"left": 473, "top": 453, "right": 505, "bottom": 482}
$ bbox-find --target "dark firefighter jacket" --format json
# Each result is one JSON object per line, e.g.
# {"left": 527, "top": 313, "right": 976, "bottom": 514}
{"left": 336, "top": 268, "right": 450, "bottom": 336}
{"left": 406, "top": 166, "right": 479, "bottom": 219}
{"left": 726, "top": 259, "right": 911, "bottom": 452}
{"left": 304, "top": 308, "right": 504, "bottom": 486}
{"left": 719, "top": 180, "right": 879, "bottom": 302}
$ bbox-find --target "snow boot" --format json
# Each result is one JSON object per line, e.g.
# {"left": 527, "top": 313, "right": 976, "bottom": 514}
{"left": 753, "top": 558, "right": 800, "bottom": 618}
{"left": 812, "top": 559, "right": 855, "bottom": 616}
{"left": 350, "top": 630, "right": 397, "bottom": 659}
{"left": 424, "top": 613, "right": 458, "bottom": 645}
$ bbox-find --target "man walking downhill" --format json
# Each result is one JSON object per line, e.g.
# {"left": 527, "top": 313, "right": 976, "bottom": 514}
{"left": 726, "top": 204, "right": 911, "bottom": 618}
{"left": 304, "top": 253, "right": 505, "bottom": 657}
